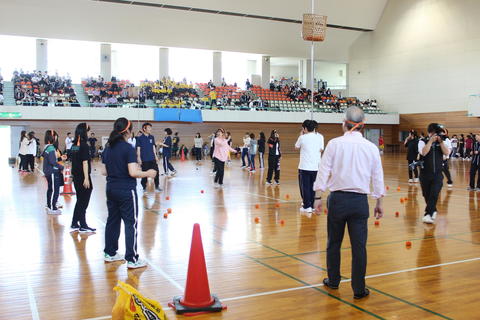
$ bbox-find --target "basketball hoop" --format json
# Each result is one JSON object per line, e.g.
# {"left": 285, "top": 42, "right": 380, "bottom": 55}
{"left": 302, "top": 14, "right": 327, "bottom": 42}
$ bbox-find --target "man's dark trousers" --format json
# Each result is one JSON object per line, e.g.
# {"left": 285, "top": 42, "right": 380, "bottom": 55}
{"left": 326, "top": 191, "right": 369, "bottom": 296}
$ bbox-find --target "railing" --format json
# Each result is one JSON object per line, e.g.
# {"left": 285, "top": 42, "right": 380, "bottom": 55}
{"left": 6, "top": 101, "right": 388, "bottom": 115}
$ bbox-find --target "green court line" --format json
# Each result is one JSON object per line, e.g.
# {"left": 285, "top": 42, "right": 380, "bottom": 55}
{"left": 211, "top": 224, "right": 453, "bottom": 319}
{"left": 210, "top": 230, "right": 385, "bottom": 319}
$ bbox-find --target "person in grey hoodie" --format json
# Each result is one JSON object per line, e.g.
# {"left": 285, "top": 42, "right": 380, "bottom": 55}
{"left": 42, "top": 130, "right": 64, "bottom": 215}
{"left": 249, "top": 133, "right": 258, "bottom": 172}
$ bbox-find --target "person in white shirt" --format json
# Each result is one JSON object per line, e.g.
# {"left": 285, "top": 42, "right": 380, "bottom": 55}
{"left": 241, "top": 133, "right": 251, "bottom": 168}
{"left": 450, "top": 134, "right": 458, "bottom": 158}
{"left": 65, "top": 132, "right": 73, "bottom": 159}
{"left": 193, "top": 133, "right": 204, "bottom": 163}
{"left": 26, "top": 131, "right": 37, "bottom": 172}
{"left": 442, "top": 133, "right": 453, "bottom": 187}
{"left": 295, "top": 119, "right": 324, "bottom": 213}
{"left": 18, "top": 130, "right": 29, "bottom": 172}
{"left": 313, "top": 106, "right": 384, "bottom": 300}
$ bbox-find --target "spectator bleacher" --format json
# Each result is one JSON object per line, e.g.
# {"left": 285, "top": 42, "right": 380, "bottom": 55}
{"left": 13, "top": 70, "right": 79, "bottom": 106}
{"left": 140, "top": 79, "right": 199, "bottom": 108}
{"left": 82, "top": 77, "right": 136, "bottom": 107}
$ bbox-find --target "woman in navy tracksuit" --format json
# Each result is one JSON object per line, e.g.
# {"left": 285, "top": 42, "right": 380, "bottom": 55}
{"left": 101, "top": 117, "right": 157, "bottom": 269}
{"left": 43, "top": 130, "right": 64, "bottom": 214}
{"left": 159, "top": 128, "right": 176, "bottom": 176}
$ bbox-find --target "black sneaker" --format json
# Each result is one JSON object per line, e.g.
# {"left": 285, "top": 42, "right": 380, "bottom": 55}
{"left": 70, "top": 224, "right": 80, "bottom": 233}
{"left": 354, "top": 288, "right": 370, "bottom": 299}
{"left": 79, "top": 226, "right": 96, "bottom": 233}
{"left": 323, "top": 278, "right": 339, "bottom": 289}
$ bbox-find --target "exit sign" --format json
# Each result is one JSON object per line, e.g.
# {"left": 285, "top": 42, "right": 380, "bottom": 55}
{"left": 0, "top": 112, "right": 22, "bottom": 118}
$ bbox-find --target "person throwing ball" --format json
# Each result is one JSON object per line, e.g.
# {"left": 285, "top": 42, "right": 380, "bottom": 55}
{"left": 101, "top": 117, "right": 157, "bottom": 269}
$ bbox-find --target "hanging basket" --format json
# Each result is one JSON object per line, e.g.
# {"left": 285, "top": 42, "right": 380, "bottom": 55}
{"left": 302, "top": 14, "right": 327, "bottom": 42}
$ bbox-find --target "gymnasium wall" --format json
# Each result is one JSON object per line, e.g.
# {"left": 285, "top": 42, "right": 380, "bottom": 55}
{"left": 348, "top": 0, "right": 480, "bottom": 114}
{"left": 399, "top": 111, "right": 480, "bottom": 136}
{"left": 2, "top": 120, "right": 398, "bottom": 154}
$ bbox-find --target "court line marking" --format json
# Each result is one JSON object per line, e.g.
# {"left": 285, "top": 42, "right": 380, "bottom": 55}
{"left": 242, "top": 191, "right": 290, "bottom": 203}
{"left": 25, "top": 273, "right": 40, "bottom": 320}
{"left": 92, "top": 217, "right": 184, "bottom": 293}
{"left": 81, "top": 256, "right": 479, "bottom": 320}
{"left": 211, "top": 224, "right": 453, "bottom": 319}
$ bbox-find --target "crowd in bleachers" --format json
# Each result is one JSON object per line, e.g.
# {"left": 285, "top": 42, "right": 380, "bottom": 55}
{"left": 12, "top": 70, "right": 79, "bottom": 106}
{"left": 2, "top": 69, "right": 383, "bottom": 113}
{"left": 83, "top": 76, "right": 135, "bottom": 107}
{"left": 140, "top": 78, "right": 199, "bottom": 107}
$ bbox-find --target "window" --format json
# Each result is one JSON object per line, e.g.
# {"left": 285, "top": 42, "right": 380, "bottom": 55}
{"left": 170, "top": 48, "right": 212, "bottom": 84}
{"left": 48, "top": 39, "right": 99, "bottom": 83}
{"left": 0, "top": 35, "right": 35, "bottom": 79}
{"left": 111, "top": 43, "right": 159, "bottom": 84}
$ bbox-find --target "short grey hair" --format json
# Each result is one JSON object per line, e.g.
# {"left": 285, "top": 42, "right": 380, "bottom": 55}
{"left": 344, "top": 106, "right": 365, "bottom": 131}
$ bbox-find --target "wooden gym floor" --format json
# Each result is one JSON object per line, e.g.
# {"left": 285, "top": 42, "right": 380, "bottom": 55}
{"left": 2, "top": 153, "right": 480, "bottom": 320}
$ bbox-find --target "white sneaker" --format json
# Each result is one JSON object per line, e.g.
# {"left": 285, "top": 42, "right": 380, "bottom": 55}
{"left": 422, "top": 215, "right": 434, "bottom": 224}
{"left": 127, "top": 259, "right": 148, "bottom": 269}
{"left": 447, "top": 184, "right": 453, "bottom": 188}
{"left": 104, "top": 253, "right": 124, "bottom": 262}
{"left": 265, "top": 181, "right": 272, "bottom": 186}
{"left": 432, "top": 211, "right": 438, "bottom": 220}
{"left": 408, "top": 179, "right": 413, "bottom": 183}
{"left": 170, "top": 170, "right": 177, "bottom": 176}
{"left": 274, "top": 181, "right": 280, "bottom": 185}
{"left": 299, "top": 207, "right": 313, "bottom": 213}
{"left": 414, "top": 178, "right": 419, "bottom": 183}
{"left": 214, "top": 183, "right": 220, "bottom": 188}
{"left": 48, "top": 208, "right": 62, "bottom": 215}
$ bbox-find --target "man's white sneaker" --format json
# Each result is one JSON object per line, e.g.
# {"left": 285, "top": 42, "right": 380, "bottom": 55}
{"left": 408, "top": 179, "right": 413, "bottom": 183}
{"left": 127, "top": 259, "right": 148, "bottom": 269}
{"left": 422, "top": 215, "right": 434, "bottom": 224}
{"left": 47, "top": 209, "right": 62, "bottom": 215}
{"left": 104, "top": 253, "right": 124, "bottom": 262}
{"left": 432, "top": 211, "right": 438, "bottom": 220}
{"left": 414, "top": 178, "right": 419, "bottom": 183}
{"left": 447, "top": 184, "right": 453, "bottom": 188}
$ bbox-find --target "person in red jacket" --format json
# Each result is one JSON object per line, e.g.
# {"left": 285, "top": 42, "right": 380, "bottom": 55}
{"left": 465, "top": 135, "right": 474, "bottom": 160}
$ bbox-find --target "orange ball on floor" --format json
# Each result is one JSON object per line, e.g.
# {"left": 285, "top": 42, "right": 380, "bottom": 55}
{"left": 167, "top": 208, "right": 172, "bottom": 213}
{"left": 279, "top": 219, "right": 285, "bottom": 226}
{"left": 406, "top": 241, "right": 412, "bottom": 247}
{"left": 255, "top": 204, "right": 260, "bottom": 209}
{"left": 165, "top": 196, "right": 170, "bottom": 200}
{"left": 275, "top": 203, "right": 280, "bottom": 208}
{"left": 254, "top": 217, "right": 260, "bottom": 223}
{"left": 374, "top": 220, "right": 380, "bottom": 226}
{"left": 163, "top": 213, "right": 168, "bottom": 219}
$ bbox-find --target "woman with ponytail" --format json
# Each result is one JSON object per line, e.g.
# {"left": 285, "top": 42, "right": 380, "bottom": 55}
{"left": 18, "top": 130, "right": 28, "bottom": 172}
{"left": 42, "top": 130, "right": 64, "bottom": 214}
{"left": 70, "top": 123, "right": 95, "bottom": 233}
{"left": 101, "top": 117, "right": 157, "bottom": 269}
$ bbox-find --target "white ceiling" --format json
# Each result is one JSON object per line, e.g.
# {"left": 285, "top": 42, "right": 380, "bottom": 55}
{"left": 0, "top": 0, "right": 389, "bottom": 62}
{"left": 139, "top": 0, "right": 389, "bottom": 29}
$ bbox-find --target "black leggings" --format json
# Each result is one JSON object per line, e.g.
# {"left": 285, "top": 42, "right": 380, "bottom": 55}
{"left": 72, "top": 176, "right": 93, "bottom": 228}
{"left": 267, "top": 155, "right": 280, "bottom": 183}
{"left": 26, "top": 154, "right": 35, "bottom": 171}
{"left": 213, "top": 157, "right": 225, "bottom": 185}
{"left": 19, "top": 154, "right": 27, "bottom": 171}
{"left": 407, "top": 160, "right": 418, "bottom": 179}
{"left": 195, "top": 147, "right": 202, "bottom": 161}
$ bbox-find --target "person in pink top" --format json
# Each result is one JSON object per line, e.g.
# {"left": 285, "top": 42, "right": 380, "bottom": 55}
{"left": 213, "top": 128, "right": 237, "bottom": 188}
{"left": 313, "top": 106, "right": 385, "bottom": 300}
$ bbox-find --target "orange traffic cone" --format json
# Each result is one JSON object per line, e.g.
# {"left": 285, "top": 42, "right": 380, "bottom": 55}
{"left": 169, "top": 223, "right": 225, "bottom": 315}
{"left": 181, "top": 148, "right": 186, "bottom": 162}
{"left": 61, "top": 167, "right": 75, "bottom": 195}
